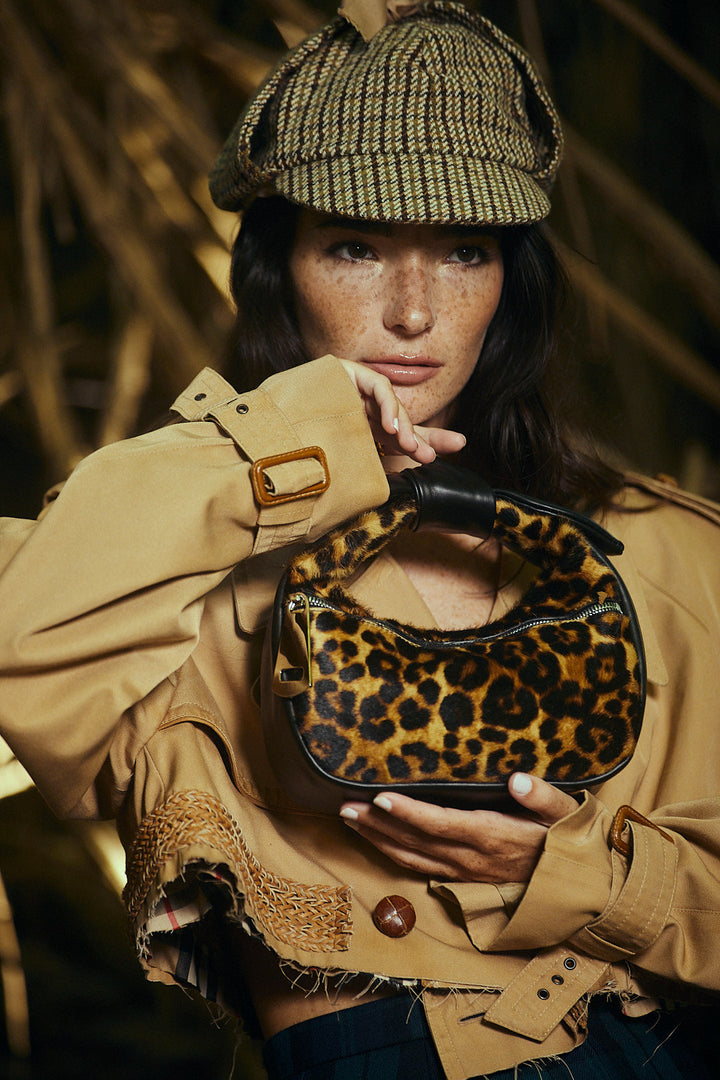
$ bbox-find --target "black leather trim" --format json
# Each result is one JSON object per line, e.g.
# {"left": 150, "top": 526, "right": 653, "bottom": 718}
{"left": 387, "top": 461, "right": 495, "bottom": 537}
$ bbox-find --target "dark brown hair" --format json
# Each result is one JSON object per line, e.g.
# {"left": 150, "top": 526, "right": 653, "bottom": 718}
{"left": 221, "top": 196, "right": 621, "bottom": 510}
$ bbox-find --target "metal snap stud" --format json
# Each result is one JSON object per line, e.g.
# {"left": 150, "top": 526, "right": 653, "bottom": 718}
{"left": 563, "top": 957, "right": 577, "bottom": 970}
{"left": 537, "top": 988, "right": 550, "bottom": 1000}
{"left": 551, "top": 975, "right": 564, "bottom": 985}
{"left": 236, "top": 402, "right": 249, "bottom": 414}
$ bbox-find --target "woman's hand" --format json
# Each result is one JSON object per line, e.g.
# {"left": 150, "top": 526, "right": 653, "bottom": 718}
{"left": 339, "top": 773, "right": 579, "bottom": 883}
{"left": 339, "top": 358, "right": 466, "bottom": 464}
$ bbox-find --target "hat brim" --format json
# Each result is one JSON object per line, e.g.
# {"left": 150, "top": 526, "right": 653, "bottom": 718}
{"left": 254, "top": 152, "right": 551, "bottom": 225}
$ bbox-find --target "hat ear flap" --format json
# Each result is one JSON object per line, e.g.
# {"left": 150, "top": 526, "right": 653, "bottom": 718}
{"left": 248, "top": 69, "right": 292, "bottom": 167}
{"left": 472, "top": 14, "right": 563, "bottom": 193}
{"left": 520, "top": 67, "right": 563, "bottom": 191}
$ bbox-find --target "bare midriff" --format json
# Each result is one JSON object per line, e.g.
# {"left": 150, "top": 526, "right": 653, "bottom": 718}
{"left": 236, "top": 932, "right": 401, "bottom": 1039}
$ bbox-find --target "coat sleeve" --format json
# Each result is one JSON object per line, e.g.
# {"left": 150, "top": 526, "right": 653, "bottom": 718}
{"left": 485, "top": 794, "right": 720, "bottom": 994}
{"left": 0, "top": 356, "right": 388, "bottom": 816}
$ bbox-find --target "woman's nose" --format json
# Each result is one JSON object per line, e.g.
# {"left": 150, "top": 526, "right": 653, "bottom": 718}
{"left": 383, "top": 265, "right": 436, "bottom": 335}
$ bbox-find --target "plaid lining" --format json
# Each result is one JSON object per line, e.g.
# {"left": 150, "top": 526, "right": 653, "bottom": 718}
{"left": 144, "top": 868, "right": 232, "bottom": 1004}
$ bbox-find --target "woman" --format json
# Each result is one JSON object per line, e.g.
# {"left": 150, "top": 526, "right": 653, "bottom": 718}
{"left": 1, "top": 3, "right": 720, "bottom": 1078}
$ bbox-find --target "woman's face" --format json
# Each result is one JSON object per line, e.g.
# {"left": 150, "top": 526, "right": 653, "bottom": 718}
{"left": 289, "top": 210, "right": 504, "bottom": 428}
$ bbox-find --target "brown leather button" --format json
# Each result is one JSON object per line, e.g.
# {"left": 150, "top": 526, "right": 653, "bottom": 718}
{"left": 372, "top": 895, "right": 416, "bottom": 938}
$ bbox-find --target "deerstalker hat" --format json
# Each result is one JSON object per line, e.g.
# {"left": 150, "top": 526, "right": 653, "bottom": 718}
{"left": 209, "top": 1, "right": 563, "bottom": 225}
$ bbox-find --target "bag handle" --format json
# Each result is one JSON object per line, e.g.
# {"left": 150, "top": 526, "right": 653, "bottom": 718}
{"left": 387, "top": 461, "right": 623, "bottom": 556}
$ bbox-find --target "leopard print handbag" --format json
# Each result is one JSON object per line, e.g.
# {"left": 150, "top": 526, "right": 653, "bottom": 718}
{"left": 264, "top": 463, "right": 646, "bottom": 812}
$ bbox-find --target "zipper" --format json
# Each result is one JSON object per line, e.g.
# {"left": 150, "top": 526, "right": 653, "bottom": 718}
{"left": 286, "top": 593, "right": 624, "bottom": 649}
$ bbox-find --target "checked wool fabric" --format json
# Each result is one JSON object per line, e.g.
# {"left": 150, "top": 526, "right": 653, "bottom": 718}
{"left": 209, "top": 1, "right": 562, "bottom": 225}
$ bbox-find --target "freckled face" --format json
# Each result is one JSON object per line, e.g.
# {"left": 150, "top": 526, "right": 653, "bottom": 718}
{"left": 289, "top": 209, "right": 504, "bottom": 427}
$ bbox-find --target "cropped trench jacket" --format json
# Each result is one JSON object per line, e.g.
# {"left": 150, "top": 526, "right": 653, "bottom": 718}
{"left": 1, "top": 357, "right": 720, "bottom": 1078}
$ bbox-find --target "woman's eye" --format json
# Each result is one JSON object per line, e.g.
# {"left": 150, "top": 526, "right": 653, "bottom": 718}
{"left": 332, "top": 241, "right": 376, "bottom": 262}
{"left": 448, "top": 245, "right": 489, "bottom": 265}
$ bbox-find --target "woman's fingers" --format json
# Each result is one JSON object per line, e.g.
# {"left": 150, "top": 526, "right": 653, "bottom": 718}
{"left": 339, "top": 779, "right": 578, "bottom": 883}
{"left": 341, "top": 796, "right": 489, "bottom": 879}
{"left": 340, "top": 815, "right": 464, "bottom": 879}
{"left": 507, "top": 772, "right": 579, "bottom": 826}
{"left": 415, "top": 425, "right": 467, "bottom": 457}
{"left": 338, "top": 358, "right": 464, "bottom": 463}
{"left": 341, "top": 791, "right": 548, "bottom": 883}
{"left": 339, "top": 357, "right": 410, "bottom": 441}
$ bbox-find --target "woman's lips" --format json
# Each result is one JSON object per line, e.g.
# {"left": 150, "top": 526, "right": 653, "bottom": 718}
{"left": 361, "top": 357, "right": 441, "bottom": 386}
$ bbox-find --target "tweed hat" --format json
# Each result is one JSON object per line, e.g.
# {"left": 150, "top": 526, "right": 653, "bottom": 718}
{"left": 209, "top": 1, "right": 563, "bottom": 225}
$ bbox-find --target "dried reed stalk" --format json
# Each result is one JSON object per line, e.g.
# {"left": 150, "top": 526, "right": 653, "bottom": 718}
{"left": 565, "top": 129, "right": 720, "bottom": 335}
{"left": 516, "top": 0, "right": 607, "bottom": 349}
{"left": 99, "top": 315, "right": 154, "bottom": 447}
{"left": 172, "top": 1, "right": 279, "bottom": 96}
{"left": 0, "top": 869, "right": 30, "bottom": 1058}
{"left": 53, "top": 0, "right": 219, "bottom": 173}
{"left": 592, "top": 0, "right": 720, "bottom": 111}
{"left": 0, "top": 372, "right": 23, "bottom": 410}
{"left": 556, "top": 237, "right": 720, "bottom": 413}
{"left": 0, "top": 0, "right": 214, "bottom": 387}
{"left": 263, "top": 0, "right": 327, "bottom": 35}
{"left": 117, "top": 118, "right": 233, "bottom": 297}
{"left": 4, "top": 75, "right": 85, "bottom": 478}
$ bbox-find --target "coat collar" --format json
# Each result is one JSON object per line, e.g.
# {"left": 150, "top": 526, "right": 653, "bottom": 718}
{"left": 232, "top": 546, "right": 436, "bottom": 635}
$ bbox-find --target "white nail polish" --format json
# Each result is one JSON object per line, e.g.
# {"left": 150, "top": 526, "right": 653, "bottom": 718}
{"left": 373, "top": 795, "right": 393, "bottom": 812}
{"left": 511, "top": 773, "right": 533, "bottom": 796}
{"left": 340, "top": 806, "right": 359, "bottom": 821}
{"left": 393, "top": 417, "right": 400, "bottom": 431}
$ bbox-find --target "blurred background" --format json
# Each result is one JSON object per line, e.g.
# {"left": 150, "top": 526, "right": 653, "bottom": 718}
{"left": 0, "top": 0, "right": 718, "bottom": 1075}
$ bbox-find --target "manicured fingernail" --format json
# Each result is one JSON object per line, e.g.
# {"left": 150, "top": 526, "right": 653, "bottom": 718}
{"left": 340, "top": 806, "right": 359, "bottom": 821}
{"left": 393, "top": 417, "right": 400, "bottom": 431}
{"left": 373, "top": 795, "right": 393, "bottom": 812}
{"left": 510, "top": 773, "right": 533, "bottom": 796}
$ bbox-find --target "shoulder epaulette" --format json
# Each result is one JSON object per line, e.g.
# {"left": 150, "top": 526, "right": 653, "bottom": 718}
{"left": 623, "top": 472, "right": 720, "bottom": 528}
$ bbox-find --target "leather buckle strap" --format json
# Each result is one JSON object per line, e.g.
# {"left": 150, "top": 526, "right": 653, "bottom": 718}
{"left": 251, "top": 447, "right": 329, "bottom": 507}
{"left": 609, "top": 804, "right": 673, "bottom": 857}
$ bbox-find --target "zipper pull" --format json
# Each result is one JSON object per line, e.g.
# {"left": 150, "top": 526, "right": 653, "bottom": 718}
{"left": 289, "top": 592, "right": 313, "bottom": 687}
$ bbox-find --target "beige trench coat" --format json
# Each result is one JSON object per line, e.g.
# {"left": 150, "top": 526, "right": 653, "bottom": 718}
{"left": 1, "top": 357, "right": 719, "bottom": 1078}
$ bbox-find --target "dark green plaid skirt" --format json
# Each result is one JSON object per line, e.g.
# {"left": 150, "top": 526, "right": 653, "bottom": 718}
{"left": 263, "top": 991, "right": 720, "bottom": 1080}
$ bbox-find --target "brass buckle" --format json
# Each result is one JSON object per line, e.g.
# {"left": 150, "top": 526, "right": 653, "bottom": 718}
{"left": 251, "top": 447, "right": 329, "bottom": 507}
{"left": 609, "top": 804, "right": 673, "bottom": 857}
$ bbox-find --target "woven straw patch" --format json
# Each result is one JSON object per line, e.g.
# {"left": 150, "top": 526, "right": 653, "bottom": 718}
{"left": 124, "top": 789, "right": 352, "bottom": 954}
